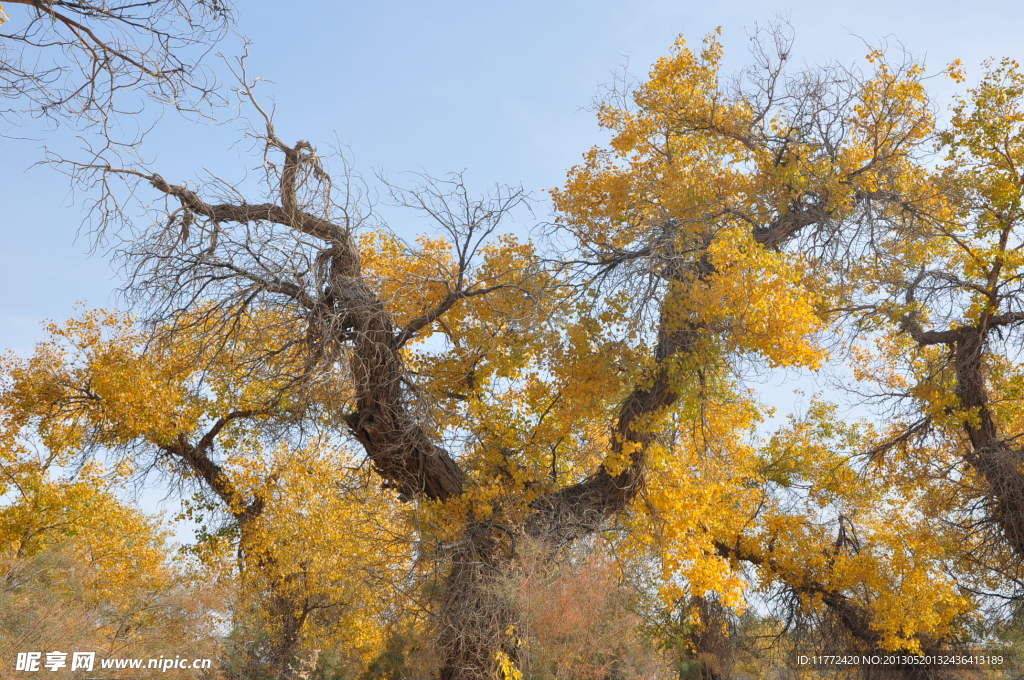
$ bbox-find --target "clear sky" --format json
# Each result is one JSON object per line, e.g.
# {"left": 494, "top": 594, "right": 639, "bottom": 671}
{"left": 2, "top": 1, "right": 1023, "bottom": 530}
{"left": 4, "top": 0, "right": 1024, "bottom": 354}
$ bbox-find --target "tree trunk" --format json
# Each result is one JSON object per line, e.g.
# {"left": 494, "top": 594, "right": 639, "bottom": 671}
{"left": 953, "top": 329, "right": 1024, "bottom": 559}
{"left": 435, "top": 527, "right": 515, "bottom": 680}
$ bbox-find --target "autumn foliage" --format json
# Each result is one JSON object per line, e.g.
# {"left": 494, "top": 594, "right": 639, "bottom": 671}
{"left": 6, "top": 22, "right": 1024, "bottom": 680}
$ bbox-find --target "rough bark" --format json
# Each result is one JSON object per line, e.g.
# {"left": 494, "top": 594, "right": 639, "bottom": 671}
{"left": 902, "top": 313, "right": 1024, "bottom": 561}
{"left": 953, "top": 329, "right": 1024, "bottom": 559}
{"left": 435, "top": 529, "right": 513, "bottom": 680}
{"left": 138, "top": 145, "right": 470, "bottom": 503}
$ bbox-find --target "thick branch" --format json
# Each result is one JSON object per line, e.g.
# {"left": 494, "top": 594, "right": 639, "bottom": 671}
{"left": 162, "top": 410, "right": 265, "bottom": 522}
{"left": 146, "top": 173, "right": 345, "bottom": 243}
{"left": 713, "top": 539, "right": 970, "bottom": 679}
{"left": 950, "top": 329, "right": 1024, "bottom": 558}
{"left": 92, "top": 160, "right": 469, "bottom": 500}
{"left": 531, "top": 199, "right": 829, "bottom": 543}
{"left": 527, "top": 321, "right": 700, "bottom": 542}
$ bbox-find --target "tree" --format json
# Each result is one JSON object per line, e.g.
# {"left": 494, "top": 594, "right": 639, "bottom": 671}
{"left": 549, "top": 28, "right": 988, "bottom": 678}
{"left": 0, "top": 441, "right": 224, "bottom": 675}
{"left": 844, "top": 57, "right": 1024, "bottom": 562}
{"left": 0, "top": 0, "right": 230, "bottom": 127}
{"left": 0, "top": 310, "right": 413, "bottom": 679}
{"left": 13, "top": 23, "right": 1024, "bottom": 680}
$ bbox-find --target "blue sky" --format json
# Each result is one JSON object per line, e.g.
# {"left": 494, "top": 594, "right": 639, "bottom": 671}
{"left": 2, "top": 1, "right": 1023, "bottom": 530}
{"left": 4, "top": 0, "right": 1024, "bottom": 355}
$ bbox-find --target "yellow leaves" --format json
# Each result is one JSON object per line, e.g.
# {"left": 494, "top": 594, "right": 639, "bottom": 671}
{"left": 850, "top": 56, "right": 933, "bottom": 160}
{"left": 5, "top": 310, "right": 182, "bottom": 450}
{"left": 940, "top": 59, "right": 1024, "bottom": 269}
{"left": 1, "top": 308, "right": 322, "bottom": 465}
{"left": 0, "top": 459, "right": 222, "bottom": 669}
{"left": 496, "top": 649, "right": 524, "bottom": 680}
{"left": 359, "top": 229, "right": 454, "bottom": 328}
{"left": 203, "top": 442, "right": 412, "bottom": 662}
{"left": 0, "top": 460, "right": 173, "bottom": 608}
{"left": 0, "top": 4, "right": 7, "bottom": 26}
{"left": 740, "top": 505, "right": 970, "bottom": 652}
{"left": 640, "top": 30, "right": 728, "bottom": 126}
{"left": 1, "top": 305, "right": 409, "bottom": 661}
{"left": 618, "top": 376, "right": 767, "bottom": 611}
{"left": 360, "top": 227, "right": 539, "bottom": 341}
{"left": 947, "top": 59, "right": 967, "bottom": 84}
{"left": 681, "top": 227, "right": 826, "bottom": 369}
{"left": 551, "top": 32, "right": 939, "bottom": 421}
{"left": 744, "top": 401, "right": 977, "bottom": 650}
